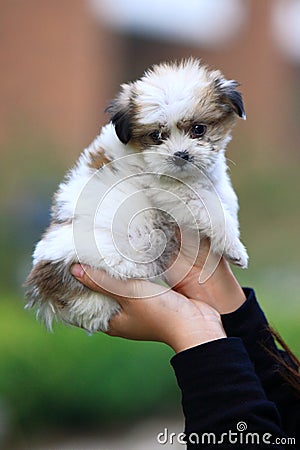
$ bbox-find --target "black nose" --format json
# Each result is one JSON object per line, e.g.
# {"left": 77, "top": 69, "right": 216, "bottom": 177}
{"left": 173, "top": 151, "right": 190, "bottom": 166}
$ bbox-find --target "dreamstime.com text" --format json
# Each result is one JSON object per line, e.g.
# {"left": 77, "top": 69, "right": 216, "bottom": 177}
{"left": 157, "top": 422, "right": 296, "bottom": 446}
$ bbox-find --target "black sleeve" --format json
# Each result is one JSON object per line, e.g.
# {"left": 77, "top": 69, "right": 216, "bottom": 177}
{"left": 221, "top": 288, "right": 299, "bottom": 441}
{"left": 171, "top": 337, "right": 292, "bottom": 449}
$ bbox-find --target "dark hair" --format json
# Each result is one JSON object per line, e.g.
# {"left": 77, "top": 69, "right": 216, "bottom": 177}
{"left": 269, "top": 327, "right": 300, "bottom": 395}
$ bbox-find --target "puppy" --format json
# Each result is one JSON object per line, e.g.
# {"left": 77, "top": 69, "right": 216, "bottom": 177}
{"left": 26, "top": 58, "right": 248, "bottom": 333}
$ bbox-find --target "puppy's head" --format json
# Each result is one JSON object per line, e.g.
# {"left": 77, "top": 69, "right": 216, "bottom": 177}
{"left": 107, "top": 58, "right": 245, "bottom": 178}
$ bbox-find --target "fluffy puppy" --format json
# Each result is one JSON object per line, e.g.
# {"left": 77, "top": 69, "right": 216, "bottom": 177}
{"left": 26, "top": 58, "right": 248, "bottom": 333}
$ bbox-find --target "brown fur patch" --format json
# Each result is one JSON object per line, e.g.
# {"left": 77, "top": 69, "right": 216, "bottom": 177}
{"left": 52, "top": 217, "right": 72, "bottom": 226}
{"left": 50, "top": 190, "right": 73, "bottom": 225}
{"left": 87, "top": 148, "right": 111, "bottom": 170}
{"left": 25, "top": 259, "right": 85, "bottom": 308}
{"left": 128, "top": 139, "right": 144, "bottom": 152}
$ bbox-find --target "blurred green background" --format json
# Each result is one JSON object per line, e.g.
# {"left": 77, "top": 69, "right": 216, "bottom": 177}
{"left": 0, "top": 0, "right": 299, "bottom": 448}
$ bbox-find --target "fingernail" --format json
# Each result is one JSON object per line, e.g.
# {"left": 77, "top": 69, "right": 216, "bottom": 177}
{"left": 70, "top": 264, "right": 84, "bottom": 278}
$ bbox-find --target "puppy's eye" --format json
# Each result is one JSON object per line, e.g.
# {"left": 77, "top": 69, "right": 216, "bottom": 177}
{"left": 149, "top": 130, "right": 162, "bottom": 143}
{"left": 190, "top": 124, "right": 207, "bottom": 139}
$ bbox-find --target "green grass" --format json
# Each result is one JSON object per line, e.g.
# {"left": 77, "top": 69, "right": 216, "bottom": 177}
{"left": 0, "top": 293, "right": 179, "bottom": 432}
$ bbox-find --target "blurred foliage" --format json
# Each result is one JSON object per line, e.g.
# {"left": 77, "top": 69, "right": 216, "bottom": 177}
{"left": 0, "top": 292, "right": 178, "bottom": 434}
{"left": 0, "top": 132, "right": 66, "bottom": 292}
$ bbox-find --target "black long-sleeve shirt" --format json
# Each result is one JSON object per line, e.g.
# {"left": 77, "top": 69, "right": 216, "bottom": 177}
{"left": 171, "top": 288, "right": 299, "bottom": 449}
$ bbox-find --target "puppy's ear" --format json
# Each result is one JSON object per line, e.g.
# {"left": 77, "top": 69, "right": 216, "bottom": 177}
{"left": 105, "top": 83, "right": 133, "bottom": 144}
{"left": 216, "top": 79, "right": 246, "bottom": 120}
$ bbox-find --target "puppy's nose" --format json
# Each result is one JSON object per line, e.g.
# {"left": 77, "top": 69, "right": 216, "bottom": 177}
{"left": 173, "top": 151, "right": 190, "bottom": 166}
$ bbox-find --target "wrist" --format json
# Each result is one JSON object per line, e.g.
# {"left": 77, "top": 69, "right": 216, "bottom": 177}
{"left": 171, "top": 263, "right": 246, "bottom": 315}
{"left": 205, "top": 261, "right": 246, "bottom": 314}
{"left": 167, "top": 314, "right": 227, "bottom": 353}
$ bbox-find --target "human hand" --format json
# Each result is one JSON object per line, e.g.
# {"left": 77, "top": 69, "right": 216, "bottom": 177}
{"left": 165, "top": 235, "right": 246, "bottom": 314}
{"left": 70, "top": 264, "right": 226, "bottom": 353}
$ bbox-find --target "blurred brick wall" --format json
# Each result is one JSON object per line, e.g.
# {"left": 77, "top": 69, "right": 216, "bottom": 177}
{"left": 0, "top": 0, "right": 298, "bottom": 162}
{"left": 196, "top": 0, "right": 293, "bottom": 153}
{"left": 0, "top": 0, "right": 121, "bottom": 158}
{"left": 120, "top": 1, "right": 297, "bottom": 159}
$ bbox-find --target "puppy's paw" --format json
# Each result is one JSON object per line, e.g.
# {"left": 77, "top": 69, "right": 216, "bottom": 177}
{"left": 225, "top": 240, "right": 249, "bottom": 269}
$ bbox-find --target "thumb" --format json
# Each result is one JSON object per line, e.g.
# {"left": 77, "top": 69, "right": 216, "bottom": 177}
{"left": 70, "top": 264, "right": 169, "bottom": 301}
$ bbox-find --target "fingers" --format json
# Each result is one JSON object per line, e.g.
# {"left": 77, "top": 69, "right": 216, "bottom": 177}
{"left": 165, "top": 233, "right": 211, "bottom": 288}
{"left": 70, "top": 263, "right": 170, "bottom": 302}
{"left": 105, "top": 309, "right": 127, "bottom": 337}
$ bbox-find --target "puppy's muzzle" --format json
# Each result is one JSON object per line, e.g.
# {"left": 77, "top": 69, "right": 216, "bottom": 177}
{"left": 173, "top": 151, "right": 193, "bottom": 167}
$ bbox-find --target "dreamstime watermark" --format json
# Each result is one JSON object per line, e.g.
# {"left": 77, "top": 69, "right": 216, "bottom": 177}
{"left": 157, "top": 421, "right": 296, "bottom": 446}
{"left": 72, "top": 152, "right": 226, "bottom": 297}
